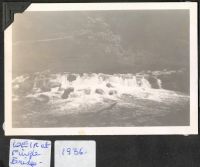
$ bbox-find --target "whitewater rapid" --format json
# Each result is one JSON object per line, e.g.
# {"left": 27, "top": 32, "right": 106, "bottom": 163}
{"left": 12, "top": 71, "right": 188, "bottom": 106}
{"left": 32, "top": 73, "right": 162, "bottom": 90}
{"left": 12, "top": 71, "right": 190, "bottom": 127}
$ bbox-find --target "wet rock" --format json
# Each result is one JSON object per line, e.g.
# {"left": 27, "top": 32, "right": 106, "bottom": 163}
{"left": 109, "top": 90, "right": 117, "bottom": 95}
{"left": 62, "top": 87, "right": 74, "bottom": 99}
{"left": 67, "top": 74, "right": 77, "bottom": 82}
{"left": 95, "top": 89, "right": 104, "bottom": 95}
{"left": 106, "top": 83, "right": 113, "bottom": 88}
{"left": 146, "top": 76, "right": 160, "bottom": 89}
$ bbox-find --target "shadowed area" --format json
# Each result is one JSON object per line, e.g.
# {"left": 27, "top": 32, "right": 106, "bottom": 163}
{"left": 12, "top": 10, "right": 189, "bottom": 76}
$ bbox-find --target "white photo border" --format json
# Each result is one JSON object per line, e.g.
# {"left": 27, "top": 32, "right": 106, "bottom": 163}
{"left": 4, "top": 2, "right": 198, "bottom": 135}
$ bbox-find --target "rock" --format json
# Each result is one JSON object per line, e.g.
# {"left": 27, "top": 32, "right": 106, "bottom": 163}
{"left": 109, "top": 90, "right": 117, "bottom": 95}
{"left": 67, "top": 74, "right": 77, "bottom": 82}
{"left": 106, "top": 83, "right": 113, "bottom": 88}
{"left": 146, "top": 76, "right": 160, "bottom": 89}
{"left": 95, "top": 89, "right": 104, "bottom": 95}
{"left": 62, "top": 87, "right": 74, "bottom": 99}
{"left": 36, "top": 94, "right": 50, "bottom": 103}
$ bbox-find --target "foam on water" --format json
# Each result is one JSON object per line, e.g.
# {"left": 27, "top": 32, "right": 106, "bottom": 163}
{"left": 12, "top": 72, "right": 188, "bottom": 109}
{"left": 55, "top": 73, "right": 154, "bottom": 90}
{"left": 12, "top": 71, "right": 190, "bottom": 126}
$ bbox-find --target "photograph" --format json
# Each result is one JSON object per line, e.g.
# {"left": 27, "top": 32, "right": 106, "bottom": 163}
{"left": 4, "top": 3, "right": 198, "bottom": 135}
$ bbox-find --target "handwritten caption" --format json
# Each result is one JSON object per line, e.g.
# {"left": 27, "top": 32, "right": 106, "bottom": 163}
{"left": 61, "top": 147, "right": 87, "bottom": 156}
{"left": 9, "top": 139, "right": 51, "bottom": 167}
{"left": 55, "top": 140, "right": 96, "bottom": 167}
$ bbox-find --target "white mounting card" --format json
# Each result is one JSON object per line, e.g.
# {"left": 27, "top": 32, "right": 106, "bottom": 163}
{"left": 9, "top": 139, "right": 51, "bottom": 167}
{"left": 55, "top": 140, "right": 96, "bottom": 167}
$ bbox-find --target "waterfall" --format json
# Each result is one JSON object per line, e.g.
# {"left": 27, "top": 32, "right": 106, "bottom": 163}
{"left": 157, "top": 78, "right": 162, "bottom": 89}
{"left": 141, "top": 77, "right": 152, "bottom": 88}
{"left": 13, "top": 73, "right": 162, "bottom": 96}
{"left": 53, "top": 73, "right": 153, "bottom": 90}
{"left": 12, "top": 70, "right": 189, "bottom": 102}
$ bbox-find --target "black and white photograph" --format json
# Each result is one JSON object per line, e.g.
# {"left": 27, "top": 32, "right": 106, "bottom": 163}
{"left": 4, "top": 3, "right": 198, "bottom": 135}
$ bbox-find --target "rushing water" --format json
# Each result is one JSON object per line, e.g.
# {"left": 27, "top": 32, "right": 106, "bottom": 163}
{"left": 12, "top": 71, "right": 190, "bottom": 127}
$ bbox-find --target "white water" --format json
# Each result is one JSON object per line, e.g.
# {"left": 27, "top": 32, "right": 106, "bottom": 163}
{"left": 157, "top": 78, "right": 162, "bottom": 89}
{"left": 54, "top": 73, "right": 161, "bottom": 90}
{"left": 12, "top": 72, "right": 189, "bottom": 114}
{"left": 13, "top": 73, "right": 167, "bottom": 101}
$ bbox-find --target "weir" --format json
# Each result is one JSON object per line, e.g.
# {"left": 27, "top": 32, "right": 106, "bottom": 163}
{"left": 12, "top": 73, "right": 164, "bottom": 96}
{"left": 55, "top": 73, "right": 162, "bottom": 90}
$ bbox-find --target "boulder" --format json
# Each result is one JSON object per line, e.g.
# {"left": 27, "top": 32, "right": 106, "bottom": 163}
{"left": 67, "top": 74, "right": 77, "bottom": 82}
{"left": 146, "top": 76, "right": 160, "bottom": 89}
{"left": 62, "top": 87, "right": 74, "bottom": 99}
{"left": 109, "top": 90, "right": 117, "bottom": 95}
{"left": 95, "top": 88, "right": 104, "bottom": 95}
{"left": 106, "top": 83, "right": 113, "bottom": 88}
